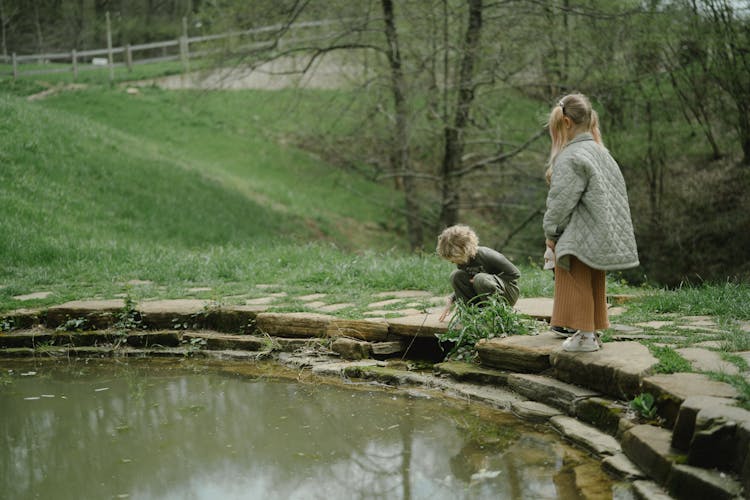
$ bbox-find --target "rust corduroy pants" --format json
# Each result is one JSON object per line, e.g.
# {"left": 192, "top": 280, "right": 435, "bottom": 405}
{"left": 551, "top": 256, "right": 609, "bottom": 332}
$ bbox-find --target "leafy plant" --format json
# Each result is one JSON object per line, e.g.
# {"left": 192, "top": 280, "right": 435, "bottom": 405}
{"left": 0, "top": 317, "right": 14, "bottom": 333}
{"left": 114, "top": 294, "right": 142, "bottom": 330}
{"left": 630, "top": 392, "right": 658, "bottom": 420}
{"left": 56, "top": 317, "right": 89, "bottom": 332}
{"left": 436, "top": 296, "right": 530, "bottom": 362}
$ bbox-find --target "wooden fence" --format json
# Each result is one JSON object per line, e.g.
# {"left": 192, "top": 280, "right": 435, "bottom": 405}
{"left": 0, "top": 15, "right": 342, "bottom": 81}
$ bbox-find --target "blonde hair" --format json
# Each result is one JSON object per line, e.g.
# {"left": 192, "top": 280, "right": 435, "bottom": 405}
{"left": 546, "top": 93, "right": 604, "bottom": 184}
{"left": 436, "top": 225, "right": 479, "bottom": 264}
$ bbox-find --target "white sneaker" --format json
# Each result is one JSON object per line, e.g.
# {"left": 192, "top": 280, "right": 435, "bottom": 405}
{"left": 562, "top": 332, "right": 600, "bottom": 352}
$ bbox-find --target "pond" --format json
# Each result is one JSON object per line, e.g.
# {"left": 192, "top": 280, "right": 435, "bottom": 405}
{"left": 0, "top": 358, "right": 632, "bottom": 499}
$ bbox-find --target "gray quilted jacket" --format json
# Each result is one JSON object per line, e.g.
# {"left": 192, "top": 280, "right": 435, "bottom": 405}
{"left": 543, "top": 133, "right": 639, "bottom": 271}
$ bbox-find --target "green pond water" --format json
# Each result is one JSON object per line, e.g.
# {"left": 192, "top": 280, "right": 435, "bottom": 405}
{"left": 0, "top": 358, "right": 632, "bottom": 499}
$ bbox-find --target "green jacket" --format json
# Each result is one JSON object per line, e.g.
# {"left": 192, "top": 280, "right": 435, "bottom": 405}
{"left": 457, "top": 246, "right": 521, "bottom": 304}
{"left": 543, "top": 133, "right": 639, "bottom": 271}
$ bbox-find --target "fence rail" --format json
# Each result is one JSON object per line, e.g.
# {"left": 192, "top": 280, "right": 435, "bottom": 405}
{"left": 0, "top": 17, "right": 345, "bottom": 81}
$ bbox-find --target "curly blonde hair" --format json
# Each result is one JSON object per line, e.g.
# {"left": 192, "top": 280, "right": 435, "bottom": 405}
{"left": 436, "top": 225, "right": 479, "bottom": 264}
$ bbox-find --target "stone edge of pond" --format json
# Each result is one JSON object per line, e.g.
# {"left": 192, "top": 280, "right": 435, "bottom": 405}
{"left": 1, "top": 304, "right": 748, "bottom": 500}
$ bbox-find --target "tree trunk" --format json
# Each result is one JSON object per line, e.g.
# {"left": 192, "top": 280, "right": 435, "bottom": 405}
{"left": 0, "top": 0, "right": 7, "bottom": 58}
{"left": 438, "top": 0, "right": 483, "bottom": 229}
{"left": 33, "top": 0, "right": 44, "bottom": 53}
{"left": 381, "top": 0, "right": 424, "bottom": 250}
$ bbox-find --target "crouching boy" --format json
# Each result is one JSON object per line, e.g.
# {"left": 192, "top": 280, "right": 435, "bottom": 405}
{"left": 436, "top": 225, "right": 520, "bottom": 322}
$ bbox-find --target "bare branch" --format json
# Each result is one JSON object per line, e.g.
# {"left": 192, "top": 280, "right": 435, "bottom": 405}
{"left": 451, "top": 127, "right": 547, "bottom": 177}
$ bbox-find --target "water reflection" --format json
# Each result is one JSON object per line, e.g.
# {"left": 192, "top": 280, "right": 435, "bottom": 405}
{"left": 0, "top": 359, "right": 623, "bottom": 499}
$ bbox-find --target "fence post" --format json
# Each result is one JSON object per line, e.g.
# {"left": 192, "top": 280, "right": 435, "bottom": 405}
{"left": 125, "top": 44, "right": 132, "bottom": 71}
{"left": 180, "top": 17, "right": 190, "bottom": 75}
{"left": 106, "top": 11, "right": 114, "bottom": 84}
{"left": 72, "top": 49, "right": 78, "bottom": 80}
{"left": 11, "top": 52, "right": 16, "bottom": 80}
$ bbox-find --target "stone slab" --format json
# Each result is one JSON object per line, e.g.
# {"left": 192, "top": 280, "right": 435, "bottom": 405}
{"left": 602, "top": 453, "right": 646, "bottom": 480}
{"left": 667, "top": 464, "right": 743, "bottom": 500}
{"left": 513, "top": 297, "right": 553, "bottom": 320}
{"left": 137, "top": 299, "right": 208, "bottom": 314}
{"left": 46, "top": 299, "right": 126, "bottom": 329}
{"left": 574, "top": 396, "right": 630, "bottom": 437}
{"left": 255, "top": 312, "right": 335, "bottom": 338}
{"left": 0, "top": 308, "right": 43, "bottom": 329}
{"left": 125, "top": 331, "right": 182, "bottom": 348}
{"left": 641, "top": 373, "right": 740, "bottom": 429}
{"left": 370, "top": 341, "right": 405, "bottom": 357}
{"left": 676, "top": 347, "right": 740, "bottom": 375}
{"left": 476, "top": 332, "right": 560, "bottom": 373}
{"left": 507, "top": 373, "right": 599, "bottom": 414}
{"left": 433, "top": 361, "right": 509, "bottom": 386}
{"left": 12, "top": 291, "right": 53, "bottom": 301}
{"left": 326, "top": 319, "right": 390, "bottom": 341}
{"left": 551, "top": 341, "right": 659, "bottom": 399}
{"left": 550, "top": 415, "right": 622, "bottom": 456}
{"left": 689, "top": 403, "right": 750, "bottom": 475}
{"left": 136, "top": 299, "right": 209, "bottom": 329}
{"left": 311, "top": 360, "right": 379, "bottom": 378}
{"left": 182, "top": 332, "right": 264, "bottom": 351}
{"left": 203, "top": 305, "right": 266, "bottom": 333}
{"left": 632, "top": 480, "right": 675, "bottom": 500}
{"left": 386, "top": 313, "right": 447, "bottom": 338}
{"left": 672, "top": 395, "right": 738, "bottom": 450}
{"left": 0, "top": 330, "right": 55, "bottom": 348}
{"left": 621, "top": 424, "right": 684, "bottom": 485}
{"left": 331, "top": 337, "right": 371, "bottom": 360}
{"left": 511, "top": 400, "right": 562, "bottom": 423}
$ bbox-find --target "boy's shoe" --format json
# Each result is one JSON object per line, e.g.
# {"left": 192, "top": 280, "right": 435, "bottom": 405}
{"left": 551, "top": 325, "right": 577, "bottom": 338}
{"left": 562, "top": 332, "right": 600, "bottom": 352}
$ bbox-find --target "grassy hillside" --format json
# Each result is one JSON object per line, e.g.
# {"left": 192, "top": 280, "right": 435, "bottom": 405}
{"left": 0, "top": 88, "right": 429, "bottom": 312}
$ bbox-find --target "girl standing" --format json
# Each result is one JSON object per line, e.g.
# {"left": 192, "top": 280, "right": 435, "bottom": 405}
{"left": 543, "top": 93, "right": 639, "bottom": 352}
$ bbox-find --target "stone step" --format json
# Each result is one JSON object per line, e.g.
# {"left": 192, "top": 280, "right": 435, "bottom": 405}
{"left": 621, "top": 424, "right": 686, "bottom": 485}
{"left": 641, "top": 372, "right": 740, "bottom": 429}
{"left": 255, "top": 312, "right": 335, "bottom": 338}
{"left": 46, "top": 299, "right": 125, "bottom": 329}
{"left": 510, "top": 400, "right": 563, "bottom": 422}
{"left": 326, "top": 318, "right": 390, "bottom": 341}
{"left": 687, "top": 401, "right": 750, "bottom": 483}
{"left": 506, "top": 372, "right": 599, "bottom": 415}
{"left": 433, "top": 361, "right": 509, "bottom": 386}
{"left": 386, "top": 312, "right": 447, "bottom": 338}
{"left": 14, "top": 299, "right": 266, "bottom": 333}
{"left": 632, "top": 480, "right": 675, "bottom": 500}
{"left": 550, "top": 415, "right": 622, "bottom": 456}
{"left": 476, "top": 332, "right": 560, "bottom": 373}
{"left": 602, "top": 453, "right": 646, "bottom": 480}
{"left": 574, "top": 396, "right": 632, "bottom": 437}
{"left": 667, "top": 464, "right": 744, "bottom": 500}
{"left": 551, "top": 341, "right": 659, "bottom": 400}
{"left": 672, "top": 395, "right": 738, "bottom": 450}
{"left": 182, "top": 332, "right": 265, "bottom": 351}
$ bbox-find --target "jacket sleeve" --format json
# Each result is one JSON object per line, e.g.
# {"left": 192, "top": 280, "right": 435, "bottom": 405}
{"left": 543, "top": 156, "right": 589, "bottom": 241}
{"left": 480, "top": 248, "right": 520, "bottom": 282}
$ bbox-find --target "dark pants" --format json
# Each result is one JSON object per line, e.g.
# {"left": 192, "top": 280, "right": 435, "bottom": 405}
{"left": 450, "top": 270, "right": 519, "bottom": 306}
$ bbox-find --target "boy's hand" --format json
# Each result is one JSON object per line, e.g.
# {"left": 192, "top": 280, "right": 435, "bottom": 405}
{"left": 438, "top": 296, "right": 454, "bottom": 322}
